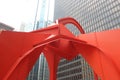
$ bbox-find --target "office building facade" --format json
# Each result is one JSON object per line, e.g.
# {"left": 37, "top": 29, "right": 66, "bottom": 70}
{"left": 54, "top": 0, "right": 120, "bottom": 80}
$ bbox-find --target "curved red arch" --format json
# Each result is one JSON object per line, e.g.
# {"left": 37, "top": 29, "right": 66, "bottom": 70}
{"left": 56, "top": 17, "right": 85, "bottom": 34}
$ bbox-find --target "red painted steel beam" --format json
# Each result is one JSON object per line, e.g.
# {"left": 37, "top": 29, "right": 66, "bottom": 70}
{"left": 0, "top": 17, "right": 120, "bottom": 80}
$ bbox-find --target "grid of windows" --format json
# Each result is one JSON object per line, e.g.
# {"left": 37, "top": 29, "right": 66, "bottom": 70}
{"left": 57, "top": 56, "right": 83, "bottom": 80}
{"left": 54, "top": 0, "right": 120, "bottom": 80}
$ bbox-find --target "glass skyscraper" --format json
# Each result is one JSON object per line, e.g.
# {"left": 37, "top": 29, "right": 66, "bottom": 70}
{"left": 35, "top": 0, "right": 47, "bottom": 29}
{"left": 54, "top": 0, "right": 120, "bottom": 80}
{"left": 27, "top": 0, "right": 49, "bottom": 80}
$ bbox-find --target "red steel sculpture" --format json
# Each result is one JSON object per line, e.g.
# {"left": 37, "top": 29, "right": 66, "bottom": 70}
{"left": 0, "top": 17, "right": 120, "bottom": 80}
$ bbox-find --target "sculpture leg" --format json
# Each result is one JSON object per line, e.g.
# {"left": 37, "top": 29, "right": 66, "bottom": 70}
{"left": 4, "top": 46, "right": 43, "bottom": 80}
{"left": 43, "top": 47, "right": 61, "bottom": 80}
{"left": 94, "top": 71, "right": 98, "bottom": 80}
{"left": 75, "top": 29, "right": 120, "bottom": 80}
{"left": 73, "top": 42, "right": 120, "bottom": 80}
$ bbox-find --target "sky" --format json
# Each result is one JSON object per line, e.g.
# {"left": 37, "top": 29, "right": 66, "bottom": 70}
{"left": 0, "top": 0, "right": 54, "bottom": 31}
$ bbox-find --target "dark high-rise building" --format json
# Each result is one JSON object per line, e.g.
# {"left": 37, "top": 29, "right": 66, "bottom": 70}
{"left": 0, "top": 22, "right": 14, "bottom": 31}
{"left": 54, "top": 0, "right": 120, "bottom": 80}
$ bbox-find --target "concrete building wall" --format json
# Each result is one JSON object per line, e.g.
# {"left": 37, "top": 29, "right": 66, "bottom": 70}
{"left": 54, "top": 0, "right": 120, "bottom": 80}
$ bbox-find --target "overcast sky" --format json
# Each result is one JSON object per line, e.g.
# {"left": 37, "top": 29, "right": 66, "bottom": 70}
{"left": 0, "top": 0, "right": 54, "bottom": 31}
